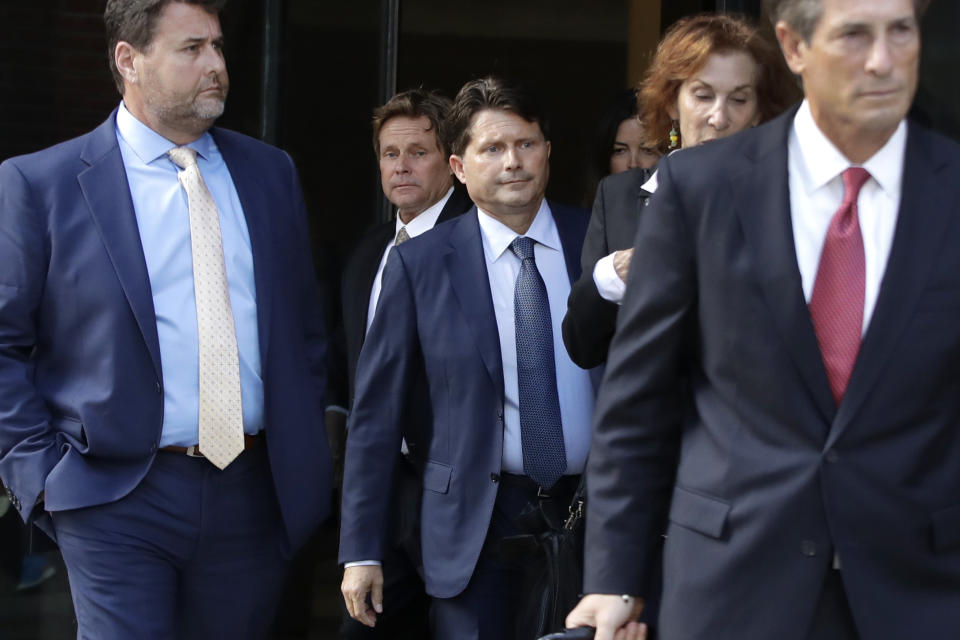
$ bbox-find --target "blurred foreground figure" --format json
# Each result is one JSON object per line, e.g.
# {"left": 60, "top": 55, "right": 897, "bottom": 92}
{"left": 567, "top": 1, "right": 960, "bottom": 639}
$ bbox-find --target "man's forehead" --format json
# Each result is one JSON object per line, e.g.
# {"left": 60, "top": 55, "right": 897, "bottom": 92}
{"left": 379, "top": 116, "right": 438, "bottom": 146}
{"left": 817, "top": 0, "right": 916, "bottom": 27}
{"left": 469, "top": 109, "right": 542, "bottom": 139}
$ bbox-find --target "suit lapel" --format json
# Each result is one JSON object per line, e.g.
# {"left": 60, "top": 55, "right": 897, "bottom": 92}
{"left": 549, "top": 201, "right": 586, "bottom": 284}
{"left": 444, "top": 210, "right": 504, "bottom": 398}
{"left": 78, "top": 113, "right": 162, "bottom": 378}
{"left": 212, "top": 128, "right": 274, "bottom": 365}
{"left": 730, "top": 110, "right": 837, "bottom": 424}
{"left": 438, "top": 186, "right": 473, "bottom": 224}
{"left": 828, "top": 124, "right": 958, "bottom": 446}
{"left": 358, "top": 186, "right": 470, "bottom": 352}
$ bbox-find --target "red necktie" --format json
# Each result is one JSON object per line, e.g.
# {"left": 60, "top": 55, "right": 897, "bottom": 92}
{"left": 809, "top": 167, "right": 871, "bottom": 406}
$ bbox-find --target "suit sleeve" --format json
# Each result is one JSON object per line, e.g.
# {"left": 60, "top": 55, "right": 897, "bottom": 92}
{"left": 285, "top": 152, "right": 328, "bottom": 407}
{"left": 337, "top": 248, "right": 420, "bottom": 564}
{"left": 583, "top": 157, "right": 692, "bottom": 597}
{"left": 562, "top": 176, "right": 621, "bottom": 368}
{"left": 0, "top": 160, "right": 60, "bottom": 523}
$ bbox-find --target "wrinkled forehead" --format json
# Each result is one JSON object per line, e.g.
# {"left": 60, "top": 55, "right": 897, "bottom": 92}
{"left": 815, "top": 0, "right": 918, "bottom": 32}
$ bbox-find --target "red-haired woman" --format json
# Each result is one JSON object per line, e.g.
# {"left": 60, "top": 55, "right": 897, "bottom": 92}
{"left": 563, "top": 12, "right": 799, "bottom": 370}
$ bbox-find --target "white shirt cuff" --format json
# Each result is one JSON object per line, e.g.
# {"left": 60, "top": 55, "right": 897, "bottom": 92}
{"left": 594, "top": 253, "right": 626, "bottom": 303}
{"left": 344, "top": 560, "right": 382, "bottom": 568}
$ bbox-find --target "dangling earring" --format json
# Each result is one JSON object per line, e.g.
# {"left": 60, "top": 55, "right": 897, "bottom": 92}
{"left": 668, "top": 120, "right": 680, "bottom": 150}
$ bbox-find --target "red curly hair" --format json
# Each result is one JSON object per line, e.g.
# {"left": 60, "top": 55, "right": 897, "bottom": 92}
{"left": 638, "top": 13, "right": 800, "bottom": 153}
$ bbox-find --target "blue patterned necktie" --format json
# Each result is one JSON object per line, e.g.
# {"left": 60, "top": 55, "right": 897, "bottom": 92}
{"left": 509, "top": 236, "right": 567, "bottom": 489}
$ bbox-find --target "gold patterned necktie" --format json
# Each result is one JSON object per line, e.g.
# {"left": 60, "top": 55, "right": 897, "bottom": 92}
{"left": 395, "top": 226, "right": 411, "bottom": 245}
{"left": 168, "top": 146, "right": 245, "bottom": 470}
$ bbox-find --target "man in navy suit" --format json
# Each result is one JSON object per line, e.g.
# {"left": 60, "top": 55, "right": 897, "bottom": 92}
{"left": 328, "top": 88, "right": 472, "bottom": 640}
{"left": 567, "top": 0, "right": 960, "bottom": 639}
{"left": 0, "top": 1, "right": 330, "bottom": 637}
{"left": 339, "top": 77, "right": 594, "bottom": 640}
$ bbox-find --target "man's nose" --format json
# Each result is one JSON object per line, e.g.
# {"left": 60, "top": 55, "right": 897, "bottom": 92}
{"left": 865, "top": 36, "right": 895, "bottom": 76}
{"left": 504, "top": 146, "right": 522, "bottom": 169}
{"left": 204, "top": 44, "right": 226, "bottom": 74}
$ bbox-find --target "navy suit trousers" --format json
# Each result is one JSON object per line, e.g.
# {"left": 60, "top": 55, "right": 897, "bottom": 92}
{"left": 52, "top": 446, "right": 289, "bottom": 640}
{"left": 430, "top": 475, "right": 579, "bottom": 640}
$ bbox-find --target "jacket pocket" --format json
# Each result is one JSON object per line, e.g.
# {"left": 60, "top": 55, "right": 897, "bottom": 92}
{"left": 422, "top": 460, "right": 452, "bottom": 494}
{"left": 931, "top": 504, "right": 960, "bottom": 552}
{"left": 668, "top": 485, "right": 731, "bottom": 539}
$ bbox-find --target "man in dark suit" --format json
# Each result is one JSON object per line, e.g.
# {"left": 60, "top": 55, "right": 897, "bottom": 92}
{"left": 329, "top": 88, "right": 472, "bottom": 640}
{"left": 567, "top": 0, "right": 958, "bottom": 639}
{"left": 0, "top": 1, "right": 330, "bottom": 637}
{"left": 339, "top": 77, "right": 594, "bottom": 640}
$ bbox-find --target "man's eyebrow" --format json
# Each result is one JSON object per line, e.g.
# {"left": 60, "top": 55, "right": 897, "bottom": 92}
{"left": 181, "top": 35, "right": 224, "bottom": 44}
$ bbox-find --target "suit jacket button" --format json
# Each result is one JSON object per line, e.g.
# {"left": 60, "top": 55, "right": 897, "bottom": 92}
{"left": 155, "top": 381, "right": 162, "bottom": 393}
{"left": 825, "top": 450, "right": 840, "bottom": 464}
{"left": 801, "top": 540, "right": 817, "bottom": 557}
{"left": 490, "top": 473, "right": 500, "bottom": 483}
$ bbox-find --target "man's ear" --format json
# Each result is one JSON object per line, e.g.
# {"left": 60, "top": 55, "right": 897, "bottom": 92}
{"left": 115, "top": 41, "right": 139, "bottom": 86}
{"left": 449, "top": 155, "right": 467, "bottom": 185}
{"left": 775, "top": 20, "right": 808, "bottom": 76}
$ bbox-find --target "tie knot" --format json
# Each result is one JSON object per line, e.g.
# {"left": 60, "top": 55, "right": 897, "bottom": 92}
{"left": 841, "top": 167, "right": 871, "bottom": 205}
{"left": 168, "top": 146, "right": 198, "bottom": 170}
{"left": 510, "top": 236, "right": 535, "bottom": 261}
{"left": 395, "top": 226, "right": 411, "bottom": 246}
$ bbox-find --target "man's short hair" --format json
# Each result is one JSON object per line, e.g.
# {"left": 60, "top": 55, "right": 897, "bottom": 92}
{"left": 371, "top": 89, "right": 453, "bottom": 158}
{"left": 104, "top": 0, "right": 227, "bottom": 95}
{"left": 446, "top": 77, "right": 550, "bottom": 158}
{"left": 763, "top": 0, "right": 931, "bottom": 41}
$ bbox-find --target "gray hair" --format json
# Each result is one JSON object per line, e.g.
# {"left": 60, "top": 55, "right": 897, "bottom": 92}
{"left": 763, "top": 0, "right": 931, "bottom": 41}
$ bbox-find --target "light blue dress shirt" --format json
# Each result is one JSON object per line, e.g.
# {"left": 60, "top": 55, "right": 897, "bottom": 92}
{"left": 115, "top": 103, "right": 263, "bottom": 447}
{"left": 477, "top": 200, "right": 594, "bottom": 476}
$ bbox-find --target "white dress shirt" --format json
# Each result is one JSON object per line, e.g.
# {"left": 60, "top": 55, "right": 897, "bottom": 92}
{"left": 366, "top": 187, "right": 454, "bottom": 333}
{"left": 116, "top": 102, "right": 263, "bottom": 447}
{"left": 477, "top": 200, "right": 595, "bottom": 475}
{"left": 789, "top": 100, "right": 905, "bottom": 332}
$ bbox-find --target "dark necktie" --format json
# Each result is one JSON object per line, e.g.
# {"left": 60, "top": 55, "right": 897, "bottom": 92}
{"left": 509, "top": 236, "right": 567, "bottom": 488}
{"left": 809, "top": 167, "right": 871, "bottom": 406}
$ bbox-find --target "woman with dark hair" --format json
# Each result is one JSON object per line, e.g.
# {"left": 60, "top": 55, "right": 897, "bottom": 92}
{"left": 563, "top": 12, "right": 800, "bottom": 370}
{"left": 584, "top": 89, "right": 661, "bottom": 205}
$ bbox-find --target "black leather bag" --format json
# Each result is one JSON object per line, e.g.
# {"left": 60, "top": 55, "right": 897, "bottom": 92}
{"left": 504, "top": 478, "right": 587, "bottom": 640}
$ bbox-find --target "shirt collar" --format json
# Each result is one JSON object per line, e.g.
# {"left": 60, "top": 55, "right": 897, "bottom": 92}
{"left": 640, "top": 147, "right": 684, "bottom": 194}
{"left": 792, "top": 99, "right": 906, "bottom": 197}
{"left": 394, "top": 187, "right": 454, "bottom": 239}
{"left": 477, "top": 198, "right": 560, "bottom": 261}
{"left": 116, "top": 101, "right": 217, "bottom": 166}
